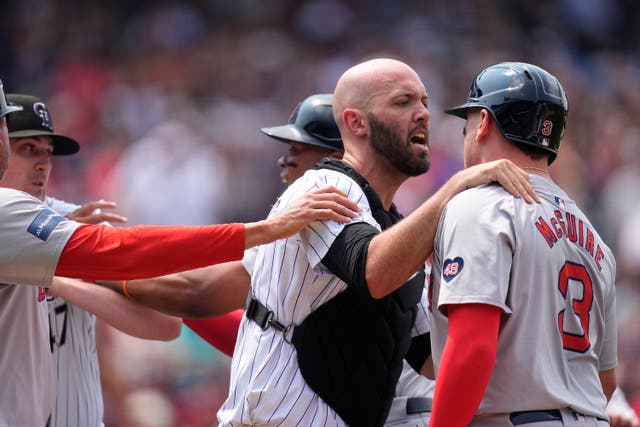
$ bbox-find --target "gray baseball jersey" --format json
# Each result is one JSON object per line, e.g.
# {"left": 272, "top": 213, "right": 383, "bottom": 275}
{"left": 429, "top": 175, "right": 617, "bottom": 420}
{"left": 219, "top": 168, "right": 394, "bottom": 426}
{"left": 0, "top": 189, "right": 80, "bottom": 427}
{"left": 46, "top": 197, "right": 104, "bottom": 427}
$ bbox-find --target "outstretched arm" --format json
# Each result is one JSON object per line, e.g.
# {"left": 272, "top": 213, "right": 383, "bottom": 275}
{"left": 184, "top": 310, "right": 245, "bottom": 357}
{"left": 56, "top": 186, "right": 359, "bottom": 281}
{"left": 97, "top": 261, "right": 250, "bottom": 318}
{"left": 49, "top": 276, "right": 182, "bottom": 341}
{"left": 244, "top": 185, "right": 360, "bottom": 247}
{"left": 367, "top": 159, "right": 536, "bottom": 298}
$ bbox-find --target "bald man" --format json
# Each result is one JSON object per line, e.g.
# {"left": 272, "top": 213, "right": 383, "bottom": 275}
{"left": 218, "top": 58, "right": 538, "bottom": 427}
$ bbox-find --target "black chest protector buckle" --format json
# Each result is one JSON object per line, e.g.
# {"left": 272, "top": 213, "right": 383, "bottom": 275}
{"left": 245, "top": 294, "right": 295, "bottom": 343}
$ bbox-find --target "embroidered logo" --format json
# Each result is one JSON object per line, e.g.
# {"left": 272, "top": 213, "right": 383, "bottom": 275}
{"left": 27, "top": 208, "right": 65, "bottom": 241}
{"left": 33, "top": 102, "right": 54, "bottom": 131}
{"left": 554, "top": 196, "right": 567, "bottom": 209}
{"left": 442, "top": 257, "right": 464, "bottom": 282}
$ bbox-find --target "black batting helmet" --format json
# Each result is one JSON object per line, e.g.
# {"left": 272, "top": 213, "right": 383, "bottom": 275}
{"left": 0, "top": 80, "right": 23, "bottom": 119}
{"left": 446, "top": 62, "right": 568, "bottom": 164}
{"left": 261, "top": 93, "right": 343, "bottom": 152}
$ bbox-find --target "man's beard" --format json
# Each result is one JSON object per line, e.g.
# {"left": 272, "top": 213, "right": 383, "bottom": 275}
{"left": 368, "top": 113, "right": 429, "bottom": 177}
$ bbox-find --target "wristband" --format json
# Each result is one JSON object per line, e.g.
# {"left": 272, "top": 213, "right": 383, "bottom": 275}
{"left": 121, "top": 280, "right": 135, "bottom": 301}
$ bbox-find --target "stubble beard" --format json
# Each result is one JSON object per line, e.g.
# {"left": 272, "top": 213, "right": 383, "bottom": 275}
{"left": 368, "top": 113, "right": 430, "bottom": 177}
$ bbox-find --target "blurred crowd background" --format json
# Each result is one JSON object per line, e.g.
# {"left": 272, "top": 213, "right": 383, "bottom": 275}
{"left": 3, "top": 0, "right": 640, "bottom": 425}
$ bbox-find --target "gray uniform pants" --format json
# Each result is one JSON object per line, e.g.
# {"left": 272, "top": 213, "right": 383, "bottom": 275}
{"left": 384, "top": 396, "right": 431, "bottom": 426}
{"left": 470, "top": 407, "right": 609, "bottom": 427}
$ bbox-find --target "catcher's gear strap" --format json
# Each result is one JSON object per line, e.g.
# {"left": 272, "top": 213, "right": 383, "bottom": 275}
{"left": 288, "top": 157, "right": 425, "bottom": 427}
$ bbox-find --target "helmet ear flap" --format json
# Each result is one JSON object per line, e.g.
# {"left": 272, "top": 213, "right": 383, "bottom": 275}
{"left": 445, "top": 62, "right": 568, "bottom": 164}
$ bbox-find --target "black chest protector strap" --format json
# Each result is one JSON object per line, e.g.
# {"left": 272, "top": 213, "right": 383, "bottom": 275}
{"left": 288, "top": 158, "right": 426, "bottom": 427}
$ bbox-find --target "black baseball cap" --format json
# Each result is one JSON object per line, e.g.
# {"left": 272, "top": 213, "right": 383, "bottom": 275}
{"left": 5, "top": 94, "right": 80, "bottom": 155}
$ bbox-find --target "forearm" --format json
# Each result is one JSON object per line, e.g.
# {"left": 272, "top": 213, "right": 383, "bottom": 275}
{"left": 366, "top": 177, "right": 459, "bottom": 297}
{"left": 429, "top": 304, "right": 501, "bottom": 427}
{"left": 96, "top": 261, "right": 250, "bottom": 318}
{"left": 599, "top": 368, "right": 617, "bottom": 402}
{"left": 183, "top": 310, "right": 244, "bottom": 357}
{"left": 50, "top": 277, "right": 182, "bottom": 341}
{"left": 56, "top": 223, "right": 245, "bottom": 280}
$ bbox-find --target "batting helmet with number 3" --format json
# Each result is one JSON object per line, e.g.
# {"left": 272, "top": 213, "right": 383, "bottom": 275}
{"left": 446, "top": 62, "right": 568, "bottom": 164}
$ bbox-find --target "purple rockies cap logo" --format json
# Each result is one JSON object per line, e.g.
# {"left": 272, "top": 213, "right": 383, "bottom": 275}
{"left": 33, "top": 101, "right": 54, "bottom": 131}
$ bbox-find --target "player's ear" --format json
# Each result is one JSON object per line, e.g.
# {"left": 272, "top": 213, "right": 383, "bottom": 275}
{"left": 475, "top": 109, "right": 492, "bottom": 140}
{"left": 343, "top": 109, "right": 367, "bottom": 137}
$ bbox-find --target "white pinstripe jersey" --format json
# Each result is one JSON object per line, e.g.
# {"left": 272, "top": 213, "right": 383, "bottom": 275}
{"left": 242, "top": 246, "right": 433, "bottom": 424}
{"left": 0, "top": 189, "right": 80, "bottom": 427}
{"left": 429, "top": 175, "right": 617, "bottom": 419}
{"left": 46, "top": 197, "right": 104, "bottom": 427}
{"left": 219, "top": 169, "right": 430, "bottom": 426}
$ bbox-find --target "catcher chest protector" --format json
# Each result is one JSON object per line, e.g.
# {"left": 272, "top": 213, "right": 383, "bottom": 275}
{"left": 291, "top": 158, "right": 425, "bottom": 427}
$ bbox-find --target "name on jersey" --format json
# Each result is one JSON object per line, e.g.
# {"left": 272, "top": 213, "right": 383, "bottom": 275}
{"left": 535, "top": 209, "right": 605, "bottom": 271}
{"left": 27, "top": 208, "right": 65, "bottom": 241}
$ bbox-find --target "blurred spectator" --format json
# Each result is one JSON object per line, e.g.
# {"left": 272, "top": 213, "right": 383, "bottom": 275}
{"left": 4, "top": 0, "right": 639, "bottom": 424}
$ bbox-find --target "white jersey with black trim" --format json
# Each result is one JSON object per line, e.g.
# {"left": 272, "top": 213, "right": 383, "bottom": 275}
{"left": 219, "top": 168, "right": 386, "bottom": 426}
{"left": 46, "top": 197, "right": 104, "bottom": 427}
{"left": 0, "top": 189, "right": 80, "bottom": 427}
{"left": 430, "top": 175, "right": 617, "bottom": 420}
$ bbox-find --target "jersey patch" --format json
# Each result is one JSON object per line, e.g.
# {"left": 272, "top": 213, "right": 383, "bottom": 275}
{"left": 442, "top": 257, "right": 464, "bottom": 282}
{"left": 554, "top": 196, "right": 567, "bottom": 209}
{"left": 27, "top": 208, "right": 66, "bottom": 241}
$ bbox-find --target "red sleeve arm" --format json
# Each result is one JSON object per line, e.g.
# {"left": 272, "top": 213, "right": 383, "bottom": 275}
{"left": 183, "top": 310, "right": 244, "bottom": 357}
{"left": 55, "top": 223, "right": 244, "bottom": 281}
{"left": 428, "top": 303, "right": 501, "bottom": 427}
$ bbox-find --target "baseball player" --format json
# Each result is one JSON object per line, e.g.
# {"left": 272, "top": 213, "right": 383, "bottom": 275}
{"left": 428, "top": 62, "right": 617, "bottom": 426}
{"left": 3, "top": 93, "right": 186, "bottom": 427}
{"left": 217, "top": 58, "right": 539, "bottom": 426}
{"left": 98, "top": 93, "right": 436, "bottom": 426}
{"left": 0, "top": 79, "right": 359, "bottom": 427}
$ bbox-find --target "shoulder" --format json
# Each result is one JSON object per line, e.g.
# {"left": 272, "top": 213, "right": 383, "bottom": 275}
{"left": 0, "top": 188, "right": 48, "bottom": 213}
{"left": 446, "top": 184, "right": 512, "bottom": 217}
{"left": 279, "top": 169, "right": 369, "bottom": 208}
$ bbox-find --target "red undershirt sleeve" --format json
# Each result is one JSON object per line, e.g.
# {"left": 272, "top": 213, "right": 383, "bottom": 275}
{"left": 429, "top": 303, "right": 502, "bottom": 427}
{"left": 183, "top": 310, "right": 244, "bottom": 357}
{"left": 55, "top": 223, "right": 245, "bottom": 281}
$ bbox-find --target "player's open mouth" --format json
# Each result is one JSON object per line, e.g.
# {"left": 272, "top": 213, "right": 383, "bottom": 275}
{"left": 410, "top": 131, "right": 427, "bottom": 145}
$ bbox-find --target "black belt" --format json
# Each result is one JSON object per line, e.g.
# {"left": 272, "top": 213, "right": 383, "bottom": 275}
{"left": 406, "top": 397, "right": 432, "bottom": 415}
{"left": 509, "top": 410, "right": 561, "bottom": 425}
{"left": 246, "top": 295, "right": 294, "bottom": 342}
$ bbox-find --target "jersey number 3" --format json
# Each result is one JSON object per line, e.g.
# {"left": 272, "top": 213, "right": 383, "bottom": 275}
{"left": 557, "top": 261, "right": 593, "bottom": 353}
